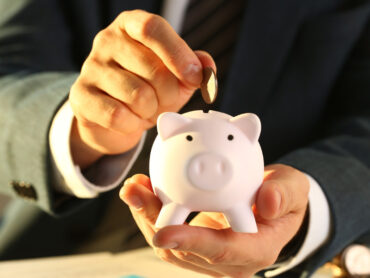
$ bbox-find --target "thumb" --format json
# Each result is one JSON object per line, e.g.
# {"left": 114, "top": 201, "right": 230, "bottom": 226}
{"left": 194, "top": 50, "right": 217, "bottom": 74}
{"left": 256, "top": 167, "right": 309, "bottom": 220}
{"left": 176, "top": 50, "right": 216, "bottom": 106}
{"left": 255, "top": 180, "right": 282, "bottom": 220}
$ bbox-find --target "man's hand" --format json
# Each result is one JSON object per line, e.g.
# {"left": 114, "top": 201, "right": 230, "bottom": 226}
{"left": 120, "top": 164, "right": 309, "bottom": 277}
{"left": 69, "top": 10, "right": 215, "bottom": 168}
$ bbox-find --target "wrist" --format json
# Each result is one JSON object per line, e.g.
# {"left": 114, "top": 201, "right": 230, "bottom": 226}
{"left": 276, "top": 206, "right": 310, "bottom": 263}
{"left": 70, "top": 118, "right": 104, "bottom": 169}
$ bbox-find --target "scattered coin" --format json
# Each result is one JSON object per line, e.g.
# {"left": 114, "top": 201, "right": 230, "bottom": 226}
{"left": 342, "top": 244, "right": 370, "bottom": 276}
{"left": 201, "top": 67, "right": 218, "bottom": 104}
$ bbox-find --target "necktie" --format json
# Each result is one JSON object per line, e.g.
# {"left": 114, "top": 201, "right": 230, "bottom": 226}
{"left": 181, "top": 0, "right": 246, "bottom": 109}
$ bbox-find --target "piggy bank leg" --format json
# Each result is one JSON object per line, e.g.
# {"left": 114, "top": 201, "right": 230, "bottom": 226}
{"left": 155, "top": 203, "right": 191, "bottom": 229}
{"left": 224, "top": 203, "right": 258, "bottom": 233}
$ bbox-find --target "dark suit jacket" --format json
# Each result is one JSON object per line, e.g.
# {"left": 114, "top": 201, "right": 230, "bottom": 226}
{"left": 0, "top": 0, "right": 369, "bottom": 276}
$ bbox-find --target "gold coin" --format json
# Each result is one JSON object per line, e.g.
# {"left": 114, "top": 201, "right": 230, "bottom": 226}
{"left": 342, "top": 244, "right": 370, "bottom": 276}
{"left": 201, "top": 67, "right": 218, "bottom": 104}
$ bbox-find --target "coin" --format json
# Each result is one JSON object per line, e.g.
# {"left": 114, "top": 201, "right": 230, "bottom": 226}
{"left": 342, "top": 244, "right": 370, "bottom": 276}
{"left": 201, "top": 67, "right": 218, "bottom": 104}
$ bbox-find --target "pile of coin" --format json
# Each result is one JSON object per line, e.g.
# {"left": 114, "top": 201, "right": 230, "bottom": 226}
{"left": 320, "top": 244, "right": 370, "bottom": 277}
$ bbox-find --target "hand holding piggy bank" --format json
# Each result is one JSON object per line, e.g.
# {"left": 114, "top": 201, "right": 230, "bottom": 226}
{"left": 149, "top": 110, "right": 264, "bottom": 233}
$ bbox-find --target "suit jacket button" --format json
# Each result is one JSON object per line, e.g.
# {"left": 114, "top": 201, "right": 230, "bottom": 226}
{"left": 10, "top": 181, "right": 38, "bottom": 201}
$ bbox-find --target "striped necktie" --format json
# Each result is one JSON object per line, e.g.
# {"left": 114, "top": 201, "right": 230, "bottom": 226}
{"left": 181, "top": 0, "right": 246, "bottom": 109}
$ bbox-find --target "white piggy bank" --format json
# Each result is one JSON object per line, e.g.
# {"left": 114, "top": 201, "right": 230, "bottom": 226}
{"left": 149, "top": 110, "right": 264, "bottom": 233}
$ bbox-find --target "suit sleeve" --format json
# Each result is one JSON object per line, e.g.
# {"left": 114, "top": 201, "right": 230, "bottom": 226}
{"left": 277, "top": 19, "right": 370, "bottom": 275}
{"left": 0, "top": 0, "right": 84, "bottom": 214}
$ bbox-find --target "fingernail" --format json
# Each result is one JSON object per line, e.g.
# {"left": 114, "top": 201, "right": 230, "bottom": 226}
{"left": 274, "top": 189, "right": 282, "bottom": 213}
{"left": 159, "top": 242, "right": 178, "bottom": 249}
{"left": 184, "top": 63, "right": 201, "bottom": 85}
{"left": 123, "top": 178, "right": 132, "bottom": 186}
{"left": 153, "top": 235, "right": 178, "bottom": 249}
{"left": 125, "top": 195, "right": 143, "bottom": 210}
{"left": 153, "top": 239, "right": 179, "bottom": 249}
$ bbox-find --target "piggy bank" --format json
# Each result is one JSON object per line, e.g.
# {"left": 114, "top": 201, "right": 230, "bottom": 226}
{"left": 149, "top": 110, "right": 264, "bottom": 233}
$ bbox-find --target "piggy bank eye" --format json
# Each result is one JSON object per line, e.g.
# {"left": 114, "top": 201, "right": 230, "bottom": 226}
{"left": 227, "top": 134, "right": 234, "bottom": 141}
{"left": 186, "top": 135, "right": 193, "bottom": 141}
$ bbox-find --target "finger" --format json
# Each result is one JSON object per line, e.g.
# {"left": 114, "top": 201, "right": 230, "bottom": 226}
{"left": 119, "top": 179, "right": 162, "bottom": 225}
{"left": 69, "top": 83, "right": 143, "bottom": 134}
{"left": 105, "top": 30, "right": 180, "bottom": 108}
{"left": 84, "top": 59, "right": 158, "bottom": 120}
{"left": 170, "top": 249, "right": 248, "bottom": 278}
{"left": 127, "top": 174, "right": 153, "bottom": 191}
{"left": 120, "top": 179, "right": 159, "bottom": 246}
{"left": 153, "top": 248, "right": 224, "bottom": 277}
{"left": 194, "top": 50, "right": 217, "bottom": 73}
{"left": 257, "top": 165, "right": 310, "bottom": 220}
{"left": 120, "top": 182, "right": 232, "bottom": 276}
{"left": 190, "top": 212, "right": 229, "bottom": 229}
{"left": 90, "top": 27, "right": 179, "bottom": 109}
{"left": 154, "top": 225, "right": 280, "bottom": 273}
{"left": 119, "top": 10, "right": 202, "bottom": 88}
{"left": 153, "top": 225, "right": 236, "bottom": 264}
{"left": 255, "top": 180, "right": 282, "bottom": 220}
{"left": 130, "top": 210, "right": 157, "bottom": 247}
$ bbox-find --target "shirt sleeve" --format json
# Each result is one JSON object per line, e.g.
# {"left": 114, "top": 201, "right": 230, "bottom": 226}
{"left": 49, "top": 101, "right": 146, "bottom": 198}
{"left": 264, "top": 173, "right": 331, "bottom": 277}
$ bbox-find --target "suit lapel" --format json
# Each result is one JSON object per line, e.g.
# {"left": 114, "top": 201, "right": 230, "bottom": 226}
{"left": 221, "top": 0, "right": 309, "bottom": 115}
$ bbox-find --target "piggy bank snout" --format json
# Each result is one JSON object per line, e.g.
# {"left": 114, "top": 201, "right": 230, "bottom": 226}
{"left": 186, "top": 152, "right": 232, "bottom": 191}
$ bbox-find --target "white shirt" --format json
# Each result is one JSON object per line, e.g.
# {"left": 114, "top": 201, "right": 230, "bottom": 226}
{"left": 49, "top": 0, "right": 331, "bottom": 275}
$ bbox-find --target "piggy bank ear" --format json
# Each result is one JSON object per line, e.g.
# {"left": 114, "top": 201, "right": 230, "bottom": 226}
{"left": 229, "top": 113, "right": 261, "bottom": 143}
{"left": 157, "top": 112, "right": 192, "bottom": 140}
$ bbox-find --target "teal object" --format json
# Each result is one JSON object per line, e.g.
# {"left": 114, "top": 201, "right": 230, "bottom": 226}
{"left": 120, "top": 275, "right": 146, "bottom": 278}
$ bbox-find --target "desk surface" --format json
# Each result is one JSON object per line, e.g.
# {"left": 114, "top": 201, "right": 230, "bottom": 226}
{"left": 0, "top": 247, "right": 333, "bottom": 278}
{"left": 0, "top": 248, "right": 211, "bottom": 278}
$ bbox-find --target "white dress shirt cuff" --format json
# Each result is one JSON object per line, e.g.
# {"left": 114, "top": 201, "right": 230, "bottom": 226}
{"left": 264, "top": 173, "right": 331, "bottom": 277}
{"left": 49, "top": 101, "right": 145, "bottom": 198}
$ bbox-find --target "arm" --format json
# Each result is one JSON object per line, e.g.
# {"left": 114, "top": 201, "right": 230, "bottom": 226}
{"left": 0, "top": 0, "right": 80, "bottom": 213}
{"left": 120, "top": 14, "right": 370, "bottom": 278}
{"left": 0, "top": 3, "right": 214, "bottom": 214}
{"left": 0, "top": 0, "right": 145, "bottom": 212}
{"left": 276, "top": 20, "right": 370, "bottom": 274}
{"left": 49, "top": 101, "right": 147, "bottom": 198}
